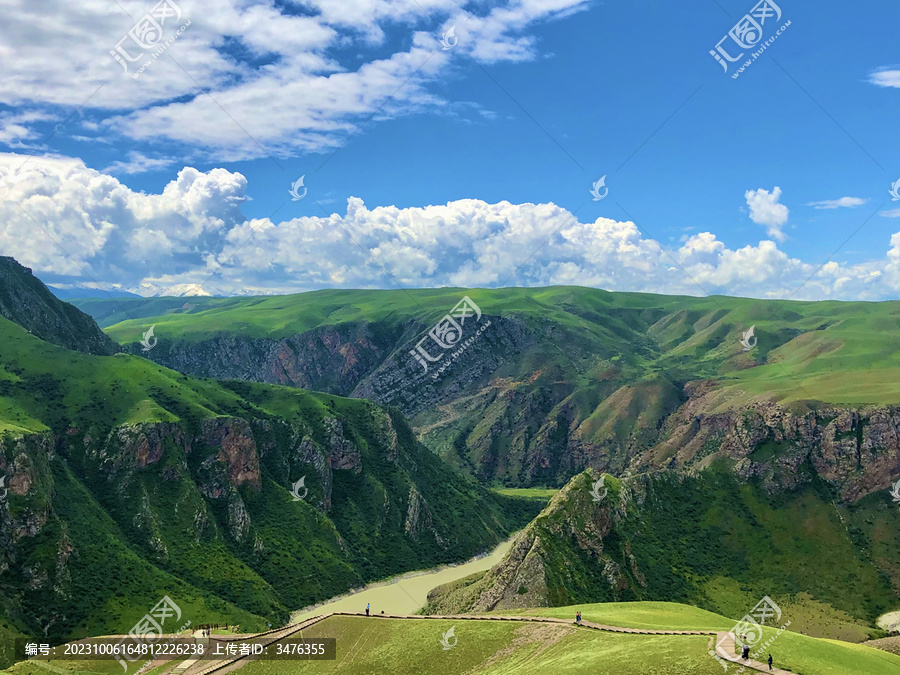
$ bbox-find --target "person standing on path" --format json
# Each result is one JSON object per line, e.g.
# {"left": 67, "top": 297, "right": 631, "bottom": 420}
{"left": 366, "top": 603, "right": 370, "bottom": 616}
{"left": 575, "top": 611, "right": 582, "bottom": 625}
{"left": 768, "top": 654, "right": 773, "bottom": 670}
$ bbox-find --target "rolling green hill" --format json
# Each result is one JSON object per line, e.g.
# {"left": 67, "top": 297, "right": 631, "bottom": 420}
{"left": 73, "top": 287, "right": 900, "bottom": 492}
{"left": 0, "top": 257, "right": 118, "bottom": 356}
{"left": 425, "top": 469, "right": 900, "bottom": 643}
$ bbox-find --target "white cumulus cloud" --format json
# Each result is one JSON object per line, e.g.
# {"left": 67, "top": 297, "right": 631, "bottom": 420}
{"left": 0, "top": 0, "right": 589, "bottom": 161}
{"left": 5, "top": 154, "right": 900, "bottom": 302}
{"left": 745, "top": 186, "right": 789, "bottom": 242}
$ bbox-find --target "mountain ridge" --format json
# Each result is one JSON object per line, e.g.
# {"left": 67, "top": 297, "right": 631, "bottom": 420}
{"left": 71, "top": 287, "right": 900, "bottom": 493}
{"left": 0, "top": 257, "right": 119, "bottom": 356}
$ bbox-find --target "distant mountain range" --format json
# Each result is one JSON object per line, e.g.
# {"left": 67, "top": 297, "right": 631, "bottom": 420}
{"left": 70, "top": 287, "right": 900, "bottom": 501}
{"left": 46, "top": 286, "right": 141, "bottom": 300}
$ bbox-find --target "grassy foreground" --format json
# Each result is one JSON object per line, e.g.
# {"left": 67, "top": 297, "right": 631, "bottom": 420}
{"left": 221, "top": 615, "right": 721, "bottom": 675}
{"left": 7, "top": 603, "right": 900, "bottom": 675}
{"left": 514, "top": 603, "right": 900, "bottom": 675}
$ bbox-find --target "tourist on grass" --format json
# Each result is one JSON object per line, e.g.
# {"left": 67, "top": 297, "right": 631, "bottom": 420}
{"left": 575, "top": 611, "right": 582, "bottom": 625}
{"left": 366, "top": 603, "right": 370, "bottom": 616}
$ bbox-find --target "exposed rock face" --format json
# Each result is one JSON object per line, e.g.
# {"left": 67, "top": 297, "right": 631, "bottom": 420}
{"left": 618, "top": 384, "right": 900, "bottom": 502}
{"left": 123, "top": 322, "right": 407, "bottom": 396}
{"left": 0, "top": 256, "right": 118, "bottom": 355}
{"left": 0, "top": 434, "right": 53, "bottom": 546}
{"left": 199, "top": 418, "right": 262, "bottom": 489}
{"left": 126, "top": 314, "right": 530, "bottom": 421}
{"left": 0, "top": 402, "right": 527, "bottom": 646}
{"left": 465, "top": 533, "right": 550, "bottom": 611}
{"left": 404, "top": 486, "right": 437, "bottom": 541}
{"left": 324, "top": 417, "right": 361, "bottom": 472}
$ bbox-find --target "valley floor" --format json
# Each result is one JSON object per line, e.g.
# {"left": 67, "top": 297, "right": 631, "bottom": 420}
{"left": 290, "top": 535, "right": 516, "bottom": 622}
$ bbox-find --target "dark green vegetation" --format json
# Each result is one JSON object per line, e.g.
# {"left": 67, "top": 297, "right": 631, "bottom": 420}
{"left": 426, "top": 470, "right": 900, "bottom": 644}
{"left": 74, "top": 287, "right": 900, "bottom": 487}
{"left": 0, "top": 263, "right": 538, "bottom": 669}
{"left": 0, "top": 257, "right": 118, "bottom": 356}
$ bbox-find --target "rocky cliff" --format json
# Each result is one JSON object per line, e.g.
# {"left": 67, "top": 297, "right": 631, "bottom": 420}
{"left": 0, "top": 402, "right": 535, "bottom": 647}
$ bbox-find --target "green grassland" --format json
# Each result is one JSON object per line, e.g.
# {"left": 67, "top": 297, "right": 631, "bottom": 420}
{"left": 9, "top": 604, "right": 900, "bottom": 675}
{"left": 83, "top": 286, "right": 900, "bottom": 407}
{"left": 491, "top": 488, "right": 558, "bottom": 502}
{"left": 518, "top": 603, "right": 900, "bottom": 675}
{"left": 508, "top": 601, "right": 734, "bottom": 631}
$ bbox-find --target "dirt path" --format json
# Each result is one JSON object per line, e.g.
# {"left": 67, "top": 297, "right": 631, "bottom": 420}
{"left": 165, "top": 611, "right": 798, "bottom": 675}
{"left": 713, "top": 630, "right": 794, "bottom": 674}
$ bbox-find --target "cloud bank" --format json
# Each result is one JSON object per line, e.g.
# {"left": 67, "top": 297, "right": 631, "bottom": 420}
{"left": 3, "top": 154, "right": 900, "bottom": 302}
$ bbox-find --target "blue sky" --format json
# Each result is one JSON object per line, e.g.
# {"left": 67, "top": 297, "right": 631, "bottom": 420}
{"left": 0, "top": 0, "right": 898, "bottom": 299}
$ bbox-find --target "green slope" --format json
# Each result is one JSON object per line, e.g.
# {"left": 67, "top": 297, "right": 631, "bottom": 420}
{"left": 82, "top": 286, "right": 900, "bottom": 406}
{"left": 0, "top": 312, "right": 538, "bottom": 665}
{"left": 426, "top": 470, "right": 900, "bottom": 641}
{"left": 71, "top": 286, "right": 900, "bottom": 489}
{"left": 0, "top": 257, "right": 118, "bottom": 356}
